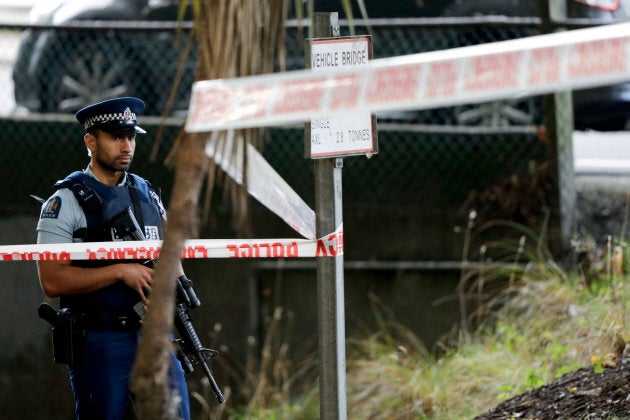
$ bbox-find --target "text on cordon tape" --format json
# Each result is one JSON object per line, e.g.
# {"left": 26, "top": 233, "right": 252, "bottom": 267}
{"left": 185, "top": 22, "right": 630, "bottom": 131}
{"left": 0, "top": 227, "right": 343, "bottom": 262}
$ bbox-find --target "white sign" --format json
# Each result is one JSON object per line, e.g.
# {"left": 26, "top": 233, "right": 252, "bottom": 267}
{"left": 307, "top": 36, "right": 376, "bottom": 159}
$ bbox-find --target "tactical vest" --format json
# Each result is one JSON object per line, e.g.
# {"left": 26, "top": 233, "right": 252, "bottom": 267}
{"left": 55, "top": 171, "right": 164, "bottom": 313}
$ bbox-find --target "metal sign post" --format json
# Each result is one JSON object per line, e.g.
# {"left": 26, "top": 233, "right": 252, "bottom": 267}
{"left": 309, "top": 12, "right": 346, "bottom": 420}
{"left": 314, "top": 153, "right": 346, "bottom": 419}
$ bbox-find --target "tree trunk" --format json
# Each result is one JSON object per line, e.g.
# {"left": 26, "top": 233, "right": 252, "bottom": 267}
{"left": 129, "top": 1, "right": 289, "bottom": 416}
{"left": 130, "top": 132, "right": 208, "bottom": 419}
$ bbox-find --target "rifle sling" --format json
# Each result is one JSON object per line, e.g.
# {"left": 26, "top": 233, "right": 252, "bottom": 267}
{"left": 128, "top": 177, "right": 146, "bottom": 236}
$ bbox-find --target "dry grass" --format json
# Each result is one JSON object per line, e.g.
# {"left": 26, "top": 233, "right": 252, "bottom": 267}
{"left": 209, "top": 220, "right": 630, "bottom": 419}
{"left": 340, "top": 227, "right": 630, "bottom": 419}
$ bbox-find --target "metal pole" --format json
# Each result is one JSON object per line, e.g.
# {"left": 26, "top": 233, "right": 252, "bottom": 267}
{"left": 311, "top": 12, "right": 347, "bottom": 420}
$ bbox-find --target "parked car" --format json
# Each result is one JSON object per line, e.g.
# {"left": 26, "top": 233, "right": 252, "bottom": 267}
{"left": 12, "top": 0, "right": 195, "bottom": 116}
{"left": 447, "top": 0, "right": 630, "bottom": 131}
{"left": 12, "top": 0, "right": 630, "bottom": 130}
{"left": 312, "top": 0, "right": 630, "bottom": 130}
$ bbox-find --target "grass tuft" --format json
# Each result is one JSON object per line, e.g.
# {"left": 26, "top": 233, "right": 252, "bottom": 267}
{"left": 226, "top": 222, "right": 630, "bottom": 419}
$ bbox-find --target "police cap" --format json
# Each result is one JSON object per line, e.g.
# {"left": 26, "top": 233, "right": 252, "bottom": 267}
{"left": 75, "top": 97, "right": 146, "bottom": 134}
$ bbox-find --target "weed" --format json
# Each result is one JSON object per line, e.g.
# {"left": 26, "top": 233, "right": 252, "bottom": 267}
{"left": 203, "top": 216, "right": 630, "bottom": 419}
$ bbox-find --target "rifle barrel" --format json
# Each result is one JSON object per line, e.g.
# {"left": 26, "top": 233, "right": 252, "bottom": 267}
{"left": 199, "top": 355, "right": 225, "bottom": 403}
{"left": 175, "top": 304, "right": 225, "bottom": 404}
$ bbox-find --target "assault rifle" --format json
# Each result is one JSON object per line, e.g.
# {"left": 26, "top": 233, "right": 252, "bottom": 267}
{"left": 110, "top": 207, "right": 225, "bottom": 403}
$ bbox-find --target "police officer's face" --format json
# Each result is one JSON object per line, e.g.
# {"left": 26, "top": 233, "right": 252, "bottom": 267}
{"left": 87, "top": 129, "right": 136, "bottom": 173}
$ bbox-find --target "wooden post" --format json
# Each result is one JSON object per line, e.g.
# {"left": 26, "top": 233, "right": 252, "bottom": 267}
{"left": 309, "top": 12, "right": 348, "bottom": 420}
{"left": 540, "top": 0, "right": 576, "bottom": 258}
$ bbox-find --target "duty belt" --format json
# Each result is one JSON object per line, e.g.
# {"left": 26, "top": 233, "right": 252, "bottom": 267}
{"left": 76, "top": 309, "right": 141, "bottom": 331}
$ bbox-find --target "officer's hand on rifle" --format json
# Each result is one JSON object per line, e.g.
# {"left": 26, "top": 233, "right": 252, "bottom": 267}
{"left": 117, "top": 263, "right": 153, "bottom": 304}
{"left": 108, "top": 208, "right": 224, "bottom": 402}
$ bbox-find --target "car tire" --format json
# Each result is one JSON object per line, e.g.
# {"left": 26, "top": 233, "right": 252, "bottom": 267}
{"left": 454, "top": 97, "right": 539, "bottom": 128}
{"left": 41, "top": 35, "right": 135, "bottom": 113}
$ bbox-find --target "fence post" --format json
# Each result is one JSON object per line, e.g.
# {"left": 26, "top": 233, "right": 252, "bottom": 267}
{"left": 539, "top": 0, "right": 576, "bottom": 259}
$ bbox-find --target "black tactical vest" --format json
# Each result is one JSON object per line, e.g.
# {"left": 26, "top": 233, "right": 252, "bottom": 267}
{"left": 54, "top": 171, "right": 164, "bottom": 313}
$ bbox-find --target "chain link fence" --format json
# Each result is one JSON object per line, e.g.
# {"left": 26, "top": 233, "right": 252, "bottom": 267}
{"left": 0, "top": 12, "right": 584, "bottom": 418}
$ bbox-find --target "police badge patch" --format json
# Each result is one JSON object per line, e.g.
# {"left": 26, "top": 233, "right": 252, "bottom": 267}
{"left": 41, "top": 196, "right": 62, "bottom": 219}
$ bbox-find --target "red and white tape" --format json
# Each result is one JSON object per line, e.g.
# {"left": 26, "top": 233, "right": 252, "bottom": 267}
{"left": 0, "top": 226, "right": 343, "bottom": 262}
{"left": 186, "top": 21, "right": 630, "bottom": 132}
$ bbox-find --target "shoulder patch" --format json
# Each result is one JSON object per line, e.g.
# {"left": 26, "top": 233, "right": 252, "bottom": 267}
{"left": 41, "top": 196, "right": 62, "bottom": 219}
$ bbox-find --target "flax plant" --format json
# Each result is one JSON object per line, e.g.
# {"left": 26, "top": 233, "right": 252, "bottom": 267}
{"left": 132, "top": 1, "right": 288, "bottom": 418}
{"left": 132, "top": 1, "right": 372, "bottom": 418}
{"left": 164, "top": 0, "right": 289, "bottom": 236}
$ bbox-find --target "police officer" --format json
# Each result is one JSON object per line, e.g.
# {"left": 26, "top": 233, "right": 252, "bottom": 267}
{"left": 36, "top": 97, "right": 190, "bottom": 419}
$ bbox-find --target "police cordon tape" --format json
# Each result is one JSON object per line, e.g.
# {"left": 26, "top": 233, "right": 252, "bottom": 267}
{"left": 186, "top": 21, "right": 630, "bottom": 132}
{"left": 0, "top": 226, "right": 343, "bottom": 262}
{"left": 205, "top": 132, "right": 316, "bottom": 240}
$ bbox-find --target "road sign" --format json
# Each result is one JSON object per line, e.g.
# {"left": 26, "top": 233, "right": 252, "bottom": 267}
{"left": 305, "top": 36, "right": 377, "bottom": 159}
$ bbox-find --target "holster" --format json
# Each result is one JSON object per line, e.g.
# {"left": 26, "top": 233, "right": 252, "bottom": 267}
{"left": 51, "top": 308, "right": 86, "bottom": 365}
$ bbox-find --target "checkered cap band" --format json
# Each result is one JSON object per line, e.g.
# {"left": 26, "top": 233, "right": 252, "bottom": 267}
{"left": 84, "top": 112, "right": 137, "bottom": 130}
